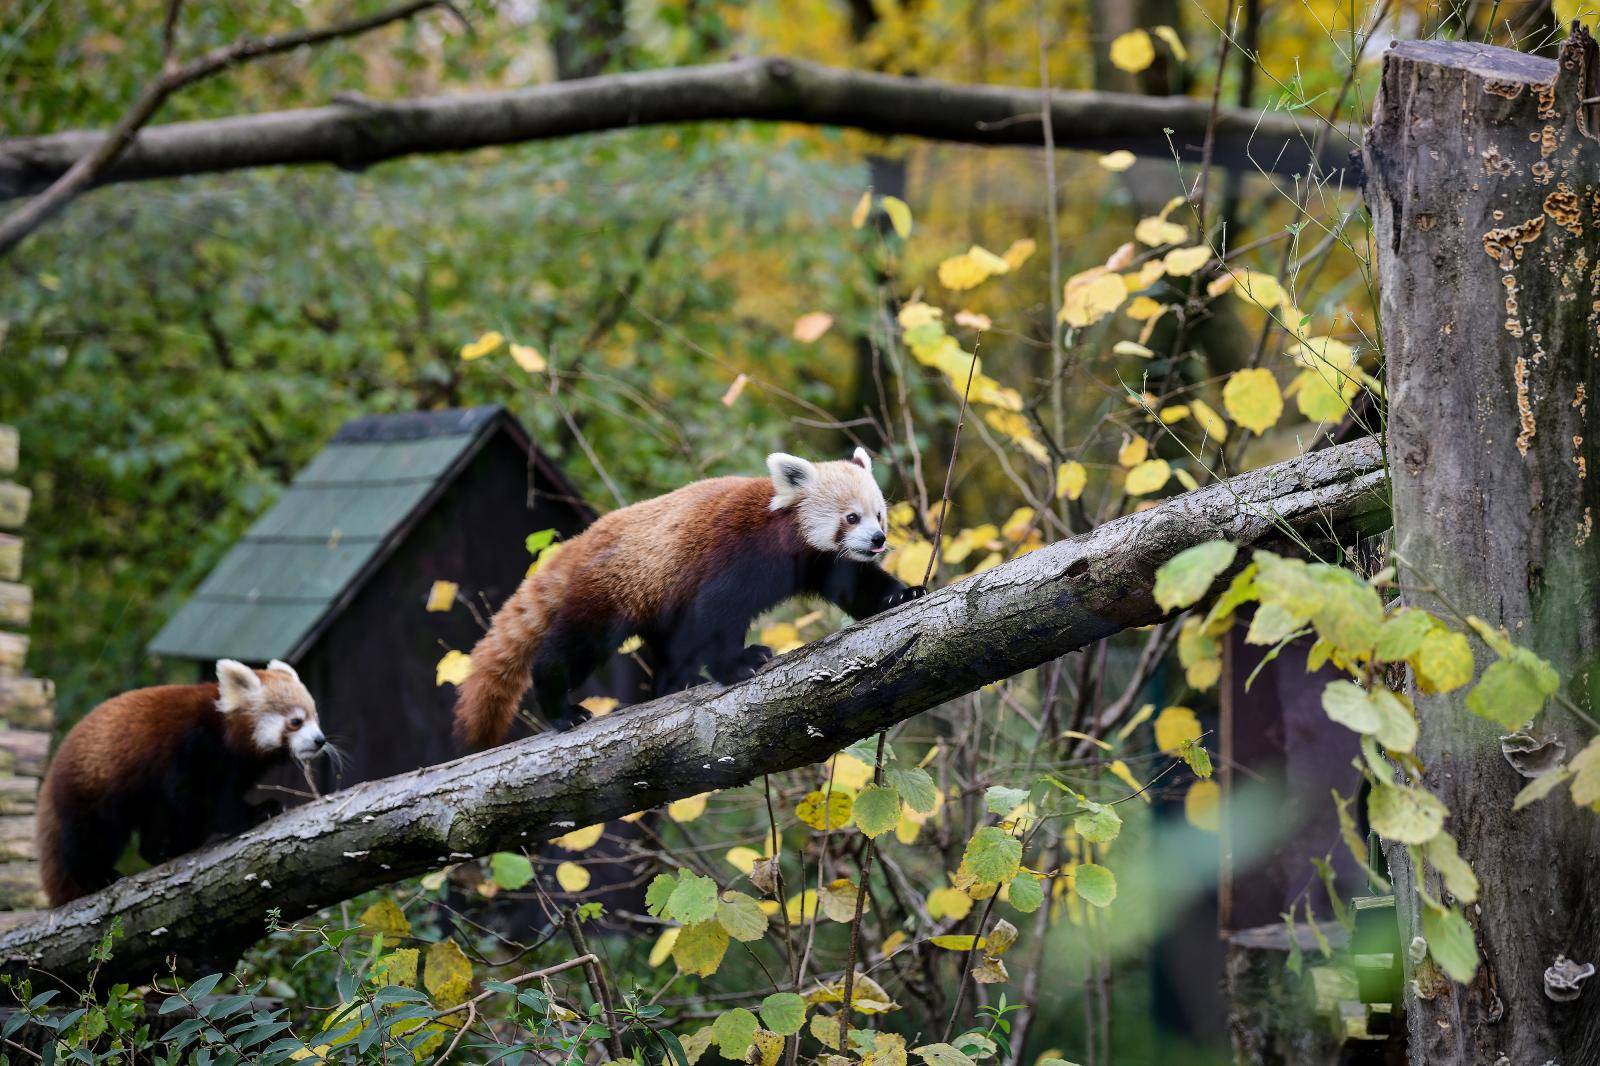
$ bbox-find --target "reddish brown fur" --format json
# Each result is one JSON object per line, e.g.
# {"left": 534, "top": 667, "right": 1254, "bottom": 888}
{"left": 455, "top": 477, "right": 785, "bottom": 748}
{"left": 38, "top": 669, "right": 312, "bottom": 906}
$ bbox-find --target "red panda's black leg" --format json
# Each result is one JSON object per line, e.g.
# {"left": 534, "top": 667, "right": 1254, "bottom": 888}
{"left": 58, "top": 808, "right": 129, "bottom": 899}
{"left": 816, "top": 559, "right": 926, "bottom": 619}
{"left": 530, "top": 624, "right": 611, "bottom": 730}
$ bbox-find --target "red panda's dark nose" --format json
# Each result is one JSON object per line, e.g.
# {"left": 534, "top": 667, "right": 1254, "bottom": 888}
{"left": 871, "top": 531, "right": 886, "bottom": 549}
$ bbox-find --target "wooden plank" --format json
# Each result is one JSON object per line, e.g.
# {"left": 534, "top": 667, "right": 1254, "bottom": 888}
{"left": 0, "top": 678, "right": 52, "bottom": 731}
{"left": 0, "top": 534, "right": 19, "bottom": 582}
{"left": 0, "top": 817, "right": 36, "bottom": 862}
{"left": 0, "top": 730, "right": 48, "bottom": 778}
{"left": 0, "top": 583, "right": 29, "bottom": 630}
{"left": 0, "top": 484, "right": 27, "bottom": 531}
{"left": 0, "top": 863, "right": 43, "bottom": 911}
{"left": 0, "top": 428, "right": 14, "bottom": 477}
{"left": 0, "top": 777, "right": 38, "bottom": 817}
{"left": 0, "top": 634, "right": 25, "bottom": 677}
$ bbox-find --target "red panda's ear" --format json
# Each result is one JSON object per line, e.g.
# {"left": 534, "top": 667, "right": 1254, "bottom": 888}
{"left": 267, "top": 659, "right": 301, "bottom": 683}
{"left": 216, "top": 658, "right": 262, "bottom": 712}
{"left": 850, "top": 447, "right": 872, "bottom": 472}
{"left": 767, "top": 453, "right": 817, "bottom": 509}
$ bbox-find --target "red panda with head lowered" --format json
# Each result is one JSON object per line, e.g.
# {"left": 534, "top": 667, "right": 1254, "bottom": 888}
{"left": 454, "top": 448, "right": 924, "bottom": 749}
{"left": 37, "top": 659, "right": 327, "bottom": 906}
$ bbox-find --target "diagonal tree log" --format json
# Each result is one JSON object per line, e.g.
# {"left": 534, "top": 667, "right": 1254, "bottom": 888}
{"left": 0, "top": 437, "right": 1388, "bottom": 989}
{"left": 0, "top": 56, "right": 1358, "bottom": 203}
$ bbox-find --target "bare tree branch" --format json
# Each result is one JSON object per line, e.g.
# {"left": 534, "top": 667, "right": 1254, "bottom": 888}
{"left": 0, "top": 57, "right": 1359, "bottom": 210}
{"left": 0, "top": 437, "right": 1386, "bottom": 990}
{"left": 0, "top": 0, "right": 455, "bottom": 257}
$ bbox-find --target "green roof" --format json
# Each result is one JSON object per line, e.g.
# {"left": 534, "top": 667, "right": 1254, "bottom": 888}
{"left": 148, "top": 406, "right": 533, "bottom": 663}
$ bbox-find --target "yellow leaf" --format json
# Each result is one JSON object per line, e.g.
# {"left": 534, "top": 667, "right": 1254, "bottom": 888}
{"left": 894, "top": 810, "right": 922, "bottom": 844}
{"left": 927, "top": 886, "right": 974, "bottom": 920}
{"left": 851, "top": 191, "right": 872, "bottom": 229}
{"left": 898, "top": 302, "right": 941, "bottom": 329}
{"left": 578, "top": 695, "right": 618, "bottom": 717}
{"left": 721, "top": 372, "right": 749, "bottom": 407}
{"left": 1154, "top": 706, "right": 1202, "bottom": 755}
{"left": 1134, "top": 216, "right": 1187, "bottom": 247}
{"left": 423, "top": 939, "right": 473, "bottom": 1008}
{"left": 1098, "top": 150, "right": 1137, "bottom": 172}
{"left": 1109, "top": 29, "right": 1156, "bottom": 72}
{"left": 793, "top": 312, "right": 834, "bottom": 343}
{"left": 648, "top": 927, "right": 680, "bottom": 968}
{"left": 1061, "top": 268, "right": 1128, "bottom": 327}
{"left": 1124, "top": 458, "right": 1171, "bottom": 496}
{"left": 668, "top": 792, "right": 710, "bottom": 823}
{"left": 1002, "top": 238, "right": 1037, "bottom": 270}
{"left": 954, "top": 309, "right": 992, "bottom": 330}
{"left": 1056, "top": 461, "right": 1088, "bottom": 501}
{"left": 1001, "top": 506, "right": 1036, "bottom": 541}
{"left": 555, "top": 861, "right": 591, "bottom": 893}
{"left": 760, "top": 621, "right": 803, "bottom": 653}
{"left": 796, "top": 790, "right": 853, "bottom": 831}
{"left": 1292, "top": 369, "right": 1357, "bottom": 422}
{"left": 930, "top": 934, "right": 986, "bottom": 951}
{"left": 892, "top": 539, "right": 935, "bottom": 585}
{"left": 434, "top": 650, "right": 473, "bottom": 687}
{"left": 1105, "top": 241, "right": 1137, "bottom": 271}
{"left": 882, "top": 930, "right": 908, "bottom": 955}
{"left": 1108, "top": 759, "right": 1150, "bottom": 800}
{"left": 1185, "top": 780, "right": 1221, "bottom": 831}
{"left": 459, "top": 331, "right": 504, "bottom": 361}
{"left": 785, "top": 889, "right": 819, "bottom": 923}
{"left": 553, "top": 823, "right": 604, "bottom": 852}
{"left": 509, "top": 342, "right": 547, "bottom": 373}
{"left": 672, "top": 920, "right": 730, "bottom": 977}
{"left": 1163, "top": 245, "right": 1212, "bottom": 277}
{"left": 830, "top": 752, "right": 875, "bottom": 791}
{"left": 1223, "top": 368, "right": 1284, "bottom": 436}
{"left": 725, "top": 846, "right": 761, "bottom": 875}
{"left": 359, "top": 898, "right": 412, "bottom": 939}
{"left": 881, "top": 196, "right": 913, "bottom": 239}
{"left": 425, "top": 580, "right": 458, "bottom": 612}
{"left": 1118, "top": 435, "right": 1149, "bottom": 467}
{"left": 1125, "top": 296, "right": 1165, "bottom": 321}
{"left": 1190, "top": 399, "right": 1228, "bottom": 441}
{"left": 1159, "top": 405, "right": 1189, "bottom": 424}
{"left": 938, "top": 252, "right": 992, "bottom": 292}
{"left": 1152, "top": 24, "right": 1189, "bottom": 61}
{"left": 984, "top": 410, "right": 1050, "bottom": 465}
{"left": 1174, "top": 467, "right": 1199, "bottom": 491}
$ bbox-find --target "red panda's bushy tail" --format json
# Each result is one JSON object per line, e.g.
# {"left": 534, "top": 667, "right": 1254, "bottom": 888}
{"left": 453, "top": 578, "right": 553, "bottom": 751}
{"left": 35, "top": 782, "right": 79, "bottom": 908}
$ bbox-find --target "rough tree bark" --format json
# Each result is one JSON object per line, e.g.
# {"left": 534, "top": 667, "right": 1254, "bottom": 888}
{"left": 1364, "top": 30, "right": 1600, "bottom": 1065}
{"left": 0, "top": 57, "right": 1357, "bottom": 202}
{"left": 0, "top": 438, "right": 1387, "bottom": 990}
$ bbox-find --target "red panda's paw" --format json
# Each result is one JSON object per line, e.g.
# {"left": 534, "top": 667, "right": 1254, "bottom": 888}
{"left": 886, "top": 585, "right": 927, "bottom": 610}
{"left": 549, "top": 704, "right": 593, "bottom": 732}
{"left": 709, "top": 644, "right": 774, "bottom": 684}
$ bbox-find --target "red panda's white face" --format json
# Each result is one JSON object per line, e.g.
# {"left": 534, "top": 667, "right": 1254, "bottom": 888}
{"left": 768, "top": 448, "right": 890, "bottom": 562}
{"left": 216, "top": 658, "right": 328, "bottom": 761}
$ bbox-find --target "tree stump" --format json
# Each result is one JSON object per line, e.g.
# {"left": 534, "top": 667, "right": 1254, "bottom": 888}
{"left": 1363, "top": 28, "right": 1600, "bottom": 1064}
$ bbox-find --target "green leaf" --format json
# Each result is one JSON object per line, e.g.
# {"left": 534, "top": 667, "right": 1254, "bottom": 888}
{"left": 1369, "top": 687, "right": 1419, "bottom": 752}
{"left": 1180, "top": 739, "right": 1214, "bottom": 779}
{"left": 1321, "top": 681, "right": 1379, "bottom": 733}
{"left": 489, "top": 852, "right": 534, "bottom": 891}
{"left": 1073, "top": 863, "right": 1117, "bottom": 907}
{"left": 1367, "top": 783, "right": 1447, "bottom": 845}
{"left": 984, "top": 786, "right": 1029, "bottom": 814}
{"left": 758, "top": 993, "right": 806, "bottom": 1036}
{"left": 1375, "top": 608, "right": 1436, "bottom": 661}
{"left": 711, "top": 1008, "right": 759, "bottom": 1060}
{"left": 1466, "top": 650, "right": 1560, "bottom": 729}
{"left": 1154, "top": 540, "right": 1237, "bottom": 611}
{"left": 853, "top": 784, "right": 902, "bottom": 839}
{"left": 524, "top": 528, "right": 558, "bottom": 555}
{"left": 715, "top": 891, "right": 769, "bottom": 942}
{"left": 673, "top": 920, "right": 730, "bottom": 978}
{"left": 1201, "top": 563, "right": 1260, "bottom": 634}
{"left": 1072, "top": 800, "right": 1122, "bottom": 844}
{"left": 1244, "top": 603, "right": 1300, "bottom": 645}
{"left": 1423, "top": 831, "right": 1479, "bottom": 904}
{"left": 667, "top": 873, "right": 720, "bottom": 925}
{"left": 913, "top": 1043, "right": 978, "bottom": 1066}
{"left": 645, "top": 872, "right": 679, "bottom": 918}
{"left": 1007, "top": 872, "right": 1044, "bottom": 914}
{"left": 885, "top": 767, "right": 938, "bottom": 813}
{"left": 1422, "top": 905, "right": 1479, "bottom": 984}
{"left": 962, "top": 827, "right": 1023, "bottom": 885}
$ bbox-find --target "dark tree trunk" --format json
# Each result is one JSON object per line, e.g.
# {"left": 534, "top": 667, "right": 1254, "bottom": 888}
{"left": 1363, "top": 30, "right": 1600, "bottom": 1065}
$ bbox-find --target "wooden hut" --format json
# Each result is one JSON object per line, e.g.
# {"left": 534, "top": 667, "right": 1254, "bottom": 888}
{"left": 148, "top": 405, "right": 641, "bottom": 792}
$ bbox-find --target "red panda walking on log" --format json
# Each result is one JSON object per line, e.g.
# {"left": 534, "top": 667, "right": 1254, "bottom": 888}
{"left": 454, "top": 448, "right": 925, "bottom": 749}
{"left": 37, "top": 659, "right": 328, "bottom": 906}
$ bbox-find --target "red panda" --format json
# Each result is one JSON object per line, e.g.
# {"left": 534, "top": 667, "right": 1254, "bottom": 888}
{"left": 37, "top": 659, "right": 327, "bottom": 906}
{"left": 454, "top": 448, "right": 924, "bottom": 749}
